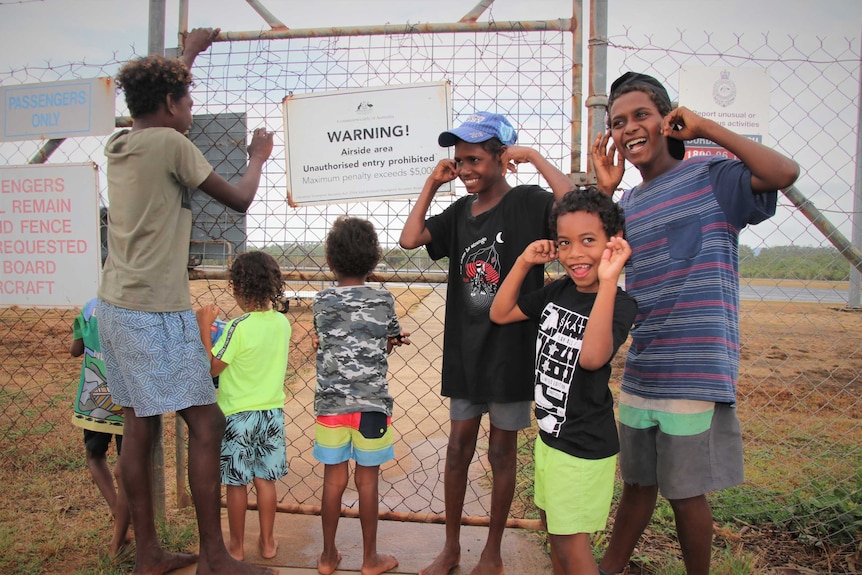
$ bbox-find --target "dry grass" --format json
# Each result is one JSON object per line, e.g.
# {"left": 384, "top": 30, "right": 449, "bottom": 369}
{"left": 0, "top": 283, "right": 860, "bottom": 573}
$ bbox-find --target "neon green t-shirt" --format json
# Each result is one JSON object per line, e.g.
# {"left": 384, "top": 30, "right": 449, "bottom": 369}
{"left": 212, "top": 310, "right": 291, "bottom": 416}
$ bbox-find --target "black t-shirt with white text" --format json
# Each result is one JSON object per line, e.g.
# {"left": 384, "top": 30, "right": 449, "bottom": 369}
{"left": 519, "top": 278, "right": 637, "bottom": 459}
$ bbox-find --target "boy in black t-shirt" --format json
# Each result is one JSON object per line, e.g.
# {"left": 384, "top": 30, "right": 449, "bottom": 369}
{"left": 400, "top": 112, "right": 574, "bottom": 575}
{"left": 490, "top": 187, "right": 637, "bottom": 575}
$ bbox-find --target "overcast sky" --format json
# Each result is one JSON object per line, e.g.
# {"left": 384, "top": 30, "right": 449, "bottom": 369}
{"left": 1, "top": 0, "right": 859, "bottom": 69}
{"left": 1, "top": 0, "right": 859, "bottom": 250}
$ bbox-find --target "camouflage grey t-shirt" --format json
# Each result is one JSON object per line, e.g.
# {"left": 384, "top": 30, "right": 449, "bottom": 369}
{"left": 313, "top": 285, "right": 401, "bottom": 416}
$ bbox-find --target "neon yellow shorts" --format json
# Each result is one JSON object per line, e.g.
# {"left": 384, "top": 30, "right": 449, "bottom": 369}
{"left": 534, "top": 436, "right": 617, "bottom": 535}
{"left": 313, "top": 412, "right": 394, "bottom": 467}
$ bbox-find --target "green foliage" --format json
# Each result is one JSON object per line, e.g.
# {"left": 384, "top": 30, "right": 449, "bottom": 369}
{"left": 638, "top": 544, "right": 759, "bottom": 575}
{"left": 158, "top": 511, "right": 199, "bottom": 552}
{"left": 739, "top": 245, "right": 852, "bottom": 281}
{"left": 783, "top": 472, "right": 862, "bottom": 546}
{"left": 713, "top": 473, "right": 862, "bottom": 546}
{"left": 69, "top": 513, "right": 198, "bottom": 575}
{"left": 711, "top": 545, "right": 760, "bottom": 575}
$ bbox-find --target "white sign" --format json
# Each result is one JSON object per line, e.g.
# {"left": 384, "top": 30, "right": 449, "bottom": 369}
{"left": 0, "top": 163, "right": 101, "bottom": 308}
{"left": 1, "top": 77, "right": 115, "bottom": 141}
{"left": 284, "top": 82, "right": 452, "bottom": 205}
{"left": 679, "top": 66, "right": 770, "bottom": 160}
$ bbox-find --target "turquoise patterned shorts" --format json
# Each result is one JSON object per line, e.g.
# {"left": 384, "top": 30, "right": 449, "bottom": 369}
{"left": 221, "top": 408, "right": 289, "bottom": 485}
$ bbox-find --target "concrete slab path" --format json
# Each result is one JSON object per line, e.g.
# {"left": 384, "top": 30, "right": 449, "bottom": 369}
{"left": 169, "top": 510, "right": 551, "bottom": 574}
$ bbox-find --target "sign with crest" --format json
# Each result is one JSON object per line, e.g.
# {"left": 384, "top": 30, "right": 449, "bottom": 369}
{"left": 679, "top": 67, "right": 770, "bottom": 160}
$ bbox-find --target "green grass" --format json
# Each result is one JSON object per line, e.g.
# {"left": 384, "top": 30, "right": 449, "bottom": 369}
{"left": 69, "top": 518, "right": 197, "bottom": 575}
{"left": 511, "top": 428, "right": 861, "bottom": 573}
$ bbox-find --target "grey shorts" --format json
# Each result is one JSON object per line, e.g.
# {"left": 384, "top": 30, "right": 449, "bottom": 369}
{"left": 97, "top": 300, "right": 216, "bottom": 417}
{"left": 618, "top": 396, "right": 744, "bottom": 500}
{"left": 449, "top": 398, "right": 532, "bottom": 431}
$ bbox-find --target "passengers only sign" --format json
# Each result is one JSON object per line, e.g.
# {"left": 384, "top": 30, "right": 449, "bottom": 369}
{"left": 283, "top": 82, "right": 452, "bottom": 205}
{"left": 0, "top": 77, "right": 115, "bottom": 142}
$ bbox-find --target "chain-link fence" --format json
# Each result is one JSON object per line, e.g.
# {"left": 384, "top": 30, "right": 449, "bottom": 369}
{"left": 1, "top": 3, "right": 860, "bottom": 556}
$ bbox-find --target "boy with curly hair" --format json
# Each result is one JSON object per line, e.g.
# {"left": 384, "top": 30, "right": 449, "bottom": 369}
{"left": 313, "top": 216, "right": 410, "bottom": 575}
{"left": 490, "top": 187, "right": 637, "bottom": 575}
{"left": 196, "top": 250, "right": 292, "bottom": 563}
{"left": 96, "top": 27, "right": 275, "bottom": 575}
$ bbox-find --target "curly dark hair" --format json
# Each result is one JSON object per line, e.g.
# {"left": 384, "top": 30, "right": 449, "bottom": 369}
{"left": 325, "top": 216, "right": 382, "bottom": 280}
{"left": 115, "top": 55, "right": 193, "bottom": 118}
{"left": 606, "top": 84, "right": 672, "bottom": 127}
{"left": 550, "top": 186, "right": 625, "bottom": 240}
{"left": 228, "top": 251, "right": 285, "bottom": 311}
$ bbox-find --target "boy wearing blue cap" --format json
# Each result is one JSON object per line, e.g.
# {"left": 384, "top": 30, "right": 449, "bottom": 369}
{"left": 591, "top": 72, "right": 799, "bottom": 575}
{"left": 401, "top": 112, "right": 574, "bottom": 575}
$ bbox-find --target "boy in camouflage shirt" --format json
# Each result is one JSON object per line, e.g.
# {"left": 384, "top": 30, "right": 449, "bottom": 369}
{"left": 312, "top": 216, "right": 410, "bottom": 575}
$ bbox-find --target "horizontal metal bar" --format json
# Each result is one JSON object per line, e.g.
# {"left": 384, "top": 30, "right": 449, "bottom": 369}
{"left": 188, "top": 267, "right": 450, "bottom": 284}
{"left": 217, "top": 19, "right": 574, "bottom": 41}
{"left": 248, "top": 501, "right": 543, "bottom": 530}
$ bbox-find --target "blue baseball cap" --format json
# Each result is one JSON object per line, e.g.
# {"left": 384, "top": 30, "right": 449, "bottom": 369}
{"left": 438, "top": 112, "right": 518, "bottom": 147}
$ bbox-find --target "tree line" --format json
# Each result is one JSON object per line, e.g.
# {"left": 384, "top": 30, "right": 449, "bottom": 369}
{"left": 739, "top": 245, "right": 852, "bottom": 281}
{"left": 260, "top": 243, "right": 853, "bottom": 282}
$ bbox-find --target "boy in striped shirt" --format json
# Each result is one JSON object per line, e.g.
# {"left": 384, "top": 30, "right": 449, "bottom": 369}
{"left": 591, "top": 72, "right": 799, "bottom": 575}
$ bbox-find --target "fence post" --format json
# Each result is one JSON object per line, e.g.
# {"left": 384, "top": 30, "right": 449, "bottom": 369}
{"left": 570, "top": 0, "right": 587, "bottom": 185}
{"left": 849, "top": 35, "right": 862, "bottom": 308}
{"left": 585, "top": 0, "right": 609, "bottom": 184}
{"left": 147, "top": 0, "right": 167, "bottom": 524}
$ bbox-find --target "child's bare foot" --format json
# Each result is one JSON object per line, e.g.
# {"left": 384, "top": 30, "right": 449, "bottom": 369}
{"left": 259, "top": 537, "right": 279, "bottom": 560}
{"left": 317, "top": 549, "right": 342, "bottom": 575}
{"left": 132, "top": 550, "right": 197, "bottom": 575}
{"left": 227, "top": 538, "right": 244, "bottom": 561}
{"left": 419, "top": 547, "right": 460, "bottom": 575}
{"left": 196, "top": 553, "right": 277, "bottom": 575}
{"left": 109, "top": 531, "right": 133, "bottom": 557}
{"left": 361, "top": 552, "right": 399, "bottom": 575}
{"left": 468, "top": 551, "right": 504, "bottom": 575}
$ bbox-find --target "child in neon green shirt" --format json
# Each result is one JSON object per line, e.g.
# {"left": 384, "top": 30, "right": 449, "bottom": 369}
{"left": 196, "top": 251, "right": 291, "bottom": 561}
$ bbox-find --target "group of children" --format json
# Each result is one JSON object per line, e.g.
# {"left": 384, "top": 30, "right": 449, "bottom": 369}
{"left": 73, "top": 26, "right": 799, "bottom": 575}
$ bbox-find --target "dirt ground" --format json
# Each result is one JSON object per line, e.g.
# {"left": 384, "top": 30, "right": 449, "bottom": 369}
{"left": 0, "top": 281, "right": 860, "bottom": 573}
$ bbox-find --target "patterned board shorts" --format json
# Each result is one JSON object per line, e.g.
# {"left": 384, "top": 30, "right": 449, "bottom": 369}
{"left": 313, "top": 411, "right": 395, "bottom": 467}
{"left": 96, "top": 300, "right": 216, "bottom": 417}
{"left": 220, "top": 408, "right": 289, "bottom": 485}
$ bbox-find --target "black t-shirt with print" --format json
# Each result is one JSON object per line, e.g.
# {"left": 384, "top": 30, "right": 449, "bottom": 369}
{"left": 426, "top": 185, "right": 554, "bottom": 402}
